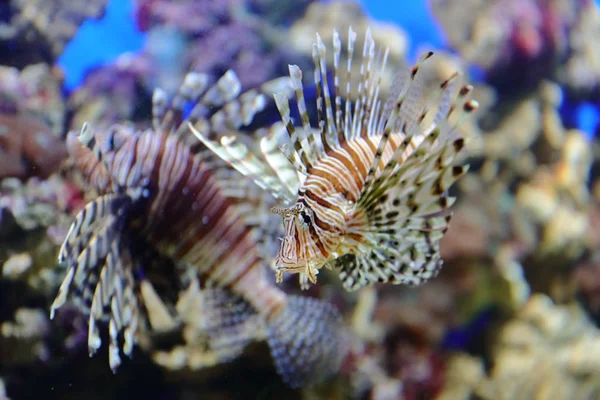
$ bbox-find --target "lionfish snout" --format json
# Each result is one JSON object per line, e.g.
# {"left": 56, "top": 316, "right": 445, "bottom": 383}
{"left": 275, "top": 236, "right": 301, "bottom": 266}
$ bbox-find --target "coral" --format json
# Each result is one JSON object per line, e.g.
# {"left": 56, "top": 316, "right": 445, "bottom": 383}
{"left": 131, "top": 0, "right": 313, "bottom": 94}
{"left": 0, "top": 0, "right": 109, "bottom": 67}
{"left": 66, "top": 56, "right": 151, "bottom": 130}
{"left": 482, "top": 294, "right": 600, "bottom": 399}
{"left": 437, "top": 295, "right": 600, "bottom": 400}
{"left": 0, "top": 64, "right": 67, "bottom": 180}
{"left": 347, "top": 285, "right": 458, "bottom": 400}
{"left": 430, "top": 0, "right": 600, "bottom": 98}
{"left": 0, "top": 176, "right": 77, "bottom": 296}
{"left": 0, "top": 63, "right": 65, "bottom": 135}
{"left": 0, "top": 115, "right": 67, "bottom": 180}
{"left": 560, "top": 0, "right": 600, "bottom": 100}
{"left": 439, "top": 79, "right": 597, "bottom": 311}
{"left": 1, "top": 308, "right": 50, "bottom": 366}
{"left": 573, "top": 204, "right": 600, "bottom": 323}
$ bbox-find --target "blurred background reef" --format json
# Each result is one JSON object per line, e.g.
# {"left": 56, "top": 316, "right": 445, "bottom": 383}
{"left": 1, "top": 0, "right": 600, "bottom": 399}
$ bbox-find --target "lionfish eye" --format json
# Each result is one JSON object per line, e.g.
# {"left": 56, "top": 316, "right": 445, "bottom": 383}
{"left": 300, "top": 211, "right": 311, "bottom": 226}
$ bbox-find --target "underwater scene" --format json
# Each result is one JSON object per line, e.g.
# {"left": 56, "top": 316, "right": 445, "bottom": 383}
{"left": 1, "top": 0, "right": 600, "bottom": 399}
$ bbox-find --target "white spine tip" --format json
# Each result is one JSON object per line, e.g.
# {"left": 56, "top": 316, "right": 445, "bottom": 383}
{"left": 78, "top": 122, "right": 93, "bottom": 145}
{"left": 152, "top": 88, "right": 167, "bottom": 102}
{"left": 349, "top": 26, "right": 357, "bottom": 41}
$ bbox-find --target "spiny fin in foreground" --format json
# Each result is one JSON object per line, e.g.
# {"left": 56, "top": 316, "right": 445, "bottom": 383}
{"left": 51, "top": 192, "right": 140, "bottom": 372}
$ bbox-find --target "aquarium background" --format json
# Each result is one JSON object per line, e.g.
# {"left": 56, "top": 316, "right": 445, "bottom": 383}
{"left": 2, "top": 0, "right": 600, "bottom": 399}
{"left": 59, "top": 0, "right": 600, "bottom": 137}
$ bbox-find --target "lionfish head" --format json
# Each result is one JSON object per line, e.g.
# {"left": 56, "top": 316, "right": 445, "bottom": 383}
{"left": 271, "top": 202, "right": 335, "bottom": 284}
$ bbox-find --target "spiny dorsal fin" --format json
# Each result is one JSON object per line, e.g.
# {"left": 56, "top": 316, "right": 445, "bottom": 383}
{"left": 359, "top": 51, "right": 434, "bottom": 204}
{"left": 161, "top": 72, "right": 210, "bottom": 135}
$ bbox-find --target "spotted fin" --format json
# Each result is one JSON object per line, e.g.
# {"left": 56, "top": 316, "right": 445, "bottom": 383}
{"left": 266, "top": 296, "right": 349, "bottom": 388}
{"left": 359, "top": 73, "right": 476, "bottom": 210}
{"left": 337, "top": 48, "right": 475, "bottom": 290}
{"left": 337, "top": 215, "right": 451, "bottom": 290}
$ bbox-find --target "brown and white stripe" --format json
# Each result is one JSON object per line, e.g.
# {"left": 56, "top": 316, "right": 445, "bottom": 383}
{"left": 193, "top": 26, "right": 478, "bottom": 291}
{"left": 51, "top": 69, "right": 349, "bottom": 387}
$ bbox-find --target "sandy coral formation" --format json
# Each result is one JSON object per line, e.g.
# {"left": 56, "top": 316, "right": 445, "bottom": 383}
{"left": 437, "top": 295, "right": 600, "bottom": 400}
{"left": 1, "top": 308, "right": 50, "bottom": 366}
{"left": 0, "top": 0, "right": 108, "bottom": 68}
{"left": 430, "top": 0, "right": 600, "bottom": 98}
{"left": 440, "top": 79, "right": 596, "bottom": 309}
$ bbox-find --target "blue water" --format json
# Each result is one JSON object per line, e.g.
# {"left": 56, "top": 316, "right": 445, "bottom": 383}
{"left": 57, "top": 0, "right": 443, "bottom": 91}
{"left": 362, "top": 0, "right": 443, "bottom": 59}
{"left": 57, "top": 0, "right": 598, "bottom": 138}
{"left": 57, "top": 0, "right": 145, "bottom": 90}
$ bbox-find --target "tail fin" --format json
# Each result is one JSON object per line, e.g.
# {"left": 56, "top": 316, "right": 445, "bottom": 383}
{"left": 266, "top": 295, "right": 349, "bottom": 388}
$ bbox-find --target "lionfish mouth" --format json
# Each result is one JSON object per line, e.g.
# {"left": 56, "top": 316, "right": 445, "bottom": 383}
{"left": 274, "top": 253, "right": 301, "bottom": 268}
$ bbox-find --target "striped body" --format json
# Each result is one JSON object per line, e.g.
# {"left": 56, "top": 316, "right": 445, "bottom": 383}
{"left": 52, "top": 70, "right": 349, "bottom": 387}
{"left": 73, "top": 126, "right": 286, "bottom": 316}
{"left": 277, "top": 134, "right": 405, "bottom": 272}
{"left": 193, "top": 27, "right": 478, "bottom": 291}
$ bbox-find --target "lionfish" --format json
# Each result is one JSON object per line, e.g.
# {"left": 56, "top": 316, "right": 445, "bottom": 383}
{"left": 193, "top": 27, "right": 478, "bottom": 291}
{"left": 49, "top": 70, "right": 349, "bottom": 388}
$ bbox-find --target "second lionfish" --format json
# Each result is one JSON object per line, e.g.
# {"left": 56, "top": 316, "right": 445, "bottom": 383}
{"left": 49, "top": 70, "right": 349, "bottom": 388}
{"left": 193, "top": 27, "right": 478, "bottom": 291}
